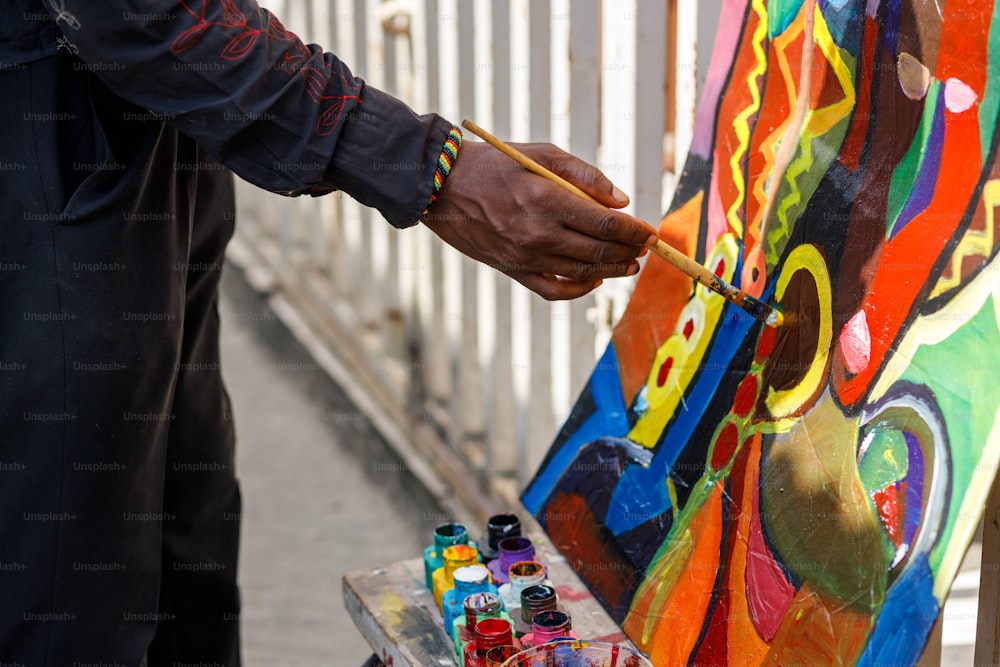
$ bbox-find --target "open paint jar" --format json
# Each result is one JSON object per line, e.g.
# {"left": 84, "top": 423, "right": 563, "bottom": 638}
{"left": 500, "top": 640, "right": 653, "bottom": 667}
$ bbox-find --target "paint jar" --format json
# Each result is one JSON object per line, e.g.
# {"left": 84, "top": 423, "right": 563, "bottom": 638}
{"left": 453, "top": 592, "right": 513, "bottom": 666}
{"left": 443, "top": 564, "right": 497, "bottom": 639}
{"left": 464, "top": 618, "right": 516, "bottom": 667}
{"left": 516, "top": 584, "right": 558, "bottom": 636}
{"left": 433, "top": 544, "right": 480, "bottom": 612}
{"left": 497, "top": 561, "right": 547, "bottom": 613}
{"left": 487, "top": 536, "right": 537, "bottom": 584}
{"left": 484, "top": 645, "right": 521, "bottom": 667}
{"left": 518, "top": 610, "right": 577, "bottom": 649}
{"left": 478, "top": 513, "right": 521, "bottom": 563}
{"left": 424, "top": 522, "right": 472, "bottom": 590}
{"left": 499, "top": 640, "right": 653, "bottom": 667}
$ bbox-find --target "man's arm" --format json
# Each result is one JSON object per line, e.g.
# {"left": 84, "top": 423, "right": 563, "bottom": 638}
{"left": 47, "top": 0, "right": 657, "bottom": 298}
{"left": 49, "top": 0, "right": 445, "bottom": 228}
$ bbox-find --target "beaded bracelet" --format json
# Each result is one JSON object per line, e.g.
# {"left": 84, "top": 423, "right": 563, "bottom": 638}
{"left": 423, "top": 126, "right": 463, "bottom": 216}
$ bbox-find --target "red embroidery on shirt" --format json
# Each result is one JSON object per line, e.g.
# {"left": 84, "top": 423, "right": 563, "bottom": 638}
{"left": 171, "top": 0, "right": 362, "bottom": 135}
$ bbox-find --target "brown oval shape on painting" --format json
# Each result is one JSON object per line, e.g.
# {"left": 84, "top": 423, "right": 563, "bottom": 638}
{"left": 758, "top": 267, "right": 821, "bottom": 412}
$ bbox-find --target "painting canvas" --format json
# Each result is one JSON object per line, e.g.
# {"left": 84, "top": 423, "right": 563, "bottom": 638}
{"left": 522, "top": 0, "right": 1000, "bottom": 664}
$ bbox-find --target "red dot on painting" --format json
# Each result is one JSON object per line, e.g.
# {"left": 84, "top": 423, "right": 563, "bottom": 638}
{"left": 755, "top": 324, "right": 779, "bottom": 361}
{"left": 683, "top": 319, "right": 695, "bottom": 339}
{"left": 733, "top": 376, "right": 759, "bottom": 418}
{"left": 714, "top": 259, "right": 726, "bottom": 278}
{"left": 656, "top": 357, "right": 674, "bottom": 387}
{"left": 710, "top": 422, "right": 740, "bottom": 470}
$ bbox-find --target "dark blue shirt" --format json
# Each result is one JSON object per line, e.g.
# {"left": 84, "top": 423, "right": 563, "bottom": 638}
{"left": 1, "top": 0, "right": 451, "bottom": 228}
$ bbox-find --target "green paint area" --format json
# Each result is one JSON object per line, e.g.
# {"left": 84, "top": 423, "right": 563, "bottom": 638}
{"left": 768, "top": 0, "right": 805, "bottom": 39}
{"left": 886, "top": 81, "right": 940, "bottom": 239}
{"left": 767, "top": 114, "right": 853, "bottom": 267}
{"left": 980, "top": 2, "right": 1000, "bottom": 159}
{"left": 898, "top": 293, "right": 1000, "bottom": 573}
{"left": 760, "top": 396, "right": 887, "bottom": 611}
{"left": 858, "top": 430, "right": 908, "bottom": 493}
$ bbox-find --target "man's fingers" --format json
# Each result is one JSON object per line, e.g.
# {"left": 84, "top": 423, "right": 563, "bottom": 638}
{"left": 527, "top": 255, "right": 641, "bottom": 281}
{"left": 552, "top": 195, "right": 659, "bottom": 248}
{"left": 525, "top": 144, "right": 630, "bottom": 209}
{"left": 515, "top": 273, "right": 602, "bottom": 301}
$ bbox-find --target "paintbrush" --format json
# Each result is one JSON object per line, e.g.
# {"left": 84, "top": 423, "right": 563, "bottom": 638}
{"left": 461, "top": 119, "right": 784, "bottom": 329}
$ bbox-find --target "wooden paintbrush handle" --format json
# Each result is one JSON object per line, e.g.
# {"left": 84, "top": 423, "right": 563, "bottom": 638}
{"left": 460, "top": 119, "right": 783, "bottom": 328}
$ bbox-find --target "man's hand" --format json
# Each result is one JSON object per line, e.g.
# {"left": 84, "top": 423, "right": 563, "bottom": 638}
{"left": 421, "top": 141, "right": 659, "bottom": 300}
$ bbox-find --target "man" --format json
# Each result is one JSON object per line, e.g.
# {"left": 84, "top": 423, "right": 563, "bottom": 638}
{"left": 0, "top": 0, "right": 655, "bottom": 663}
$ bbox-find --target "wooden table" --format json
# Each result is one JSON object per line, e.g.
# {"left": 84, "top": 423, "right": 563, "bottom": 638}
{"left": 342, "top": 532, "right": 632, "bottom": 666}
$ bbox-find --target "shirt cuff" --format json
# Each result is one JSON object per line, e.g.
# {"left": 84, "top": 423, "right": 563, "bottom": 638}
{"left": 322, "top": 84, "right": 452, "bottom": 229}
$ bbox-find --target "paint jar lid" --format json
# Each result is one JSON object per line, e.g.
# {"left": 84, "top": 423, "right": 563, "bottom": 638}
{"left": 498, "top": 536, "right": 533, "bottom": 556}
{"left": 497, "top": 536, "right": 535, "bottom": 575}
{"left": 463, "top": 591, "right": 503, "bottom": 627}
{"left": 486, "top": 513, "right": 521, "bottom": 550}
{"left": 433, "top": 522, "right": 469, "bottom": 548}
{"left": 507, "top": 560, "right": 545, "bottom": 587}
{"left": 520, "top": 584, "right": 557, "bottom": 623}
{"left": 443, "top": 544, "right": 479, "bottom": 574}
{"left": 474, "top": 617, "right": 514, "bottom": 655}
{"left": 530, "top": 609, "right": 571, "bottom": 643}
{"left": 453, "top": 564, "right": 491, "bottom": 591}
{"left": 484, "top": 644, "right": 521, "bottom": 667}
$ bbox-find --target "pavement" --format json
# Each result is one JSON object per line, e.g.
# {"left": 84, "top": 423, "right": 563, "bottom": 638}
{"left": 218, "top": 265, "right": 449, "bottom": 666}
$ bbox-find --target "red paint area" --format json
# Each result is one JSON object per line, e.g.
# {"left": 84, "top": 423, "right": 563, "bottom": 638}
{"left": 745, "top": 34, "right": 795, "bottom": 258}
{"left": 839, "top": 17, "right": 880, "bottom": 171}
{"left": 545, "top": 492, "right": 636, "bottom": 616}
{"left": 755, "top": 324, "right": 779, "bottom": 362}
{"left": 683, "top": 318, "right": 696, "bottom": 339}
{"left": 713, "top": 6, "right": 767, "bottom": 239}
{"left": 733, "top": 375, "right": 759, "bottom": 418}
{"left": 693, "top": 437, "right": 758, "bottom": 663}
{"left": 873, "top": 483, "right": 903, "bottom": 548}
{"left": 835, "top": 4, "right": 989, "bottom": 408}
{"left": 656, "top": 357, "right": 674, "bottom": 387}
{"left": 553, "top": 585, "right": 590, "bottom": 602}
{"left": 711, "top": 422, "right": 740, "bottom": 471}
{"left": 715, "top": 258, "right": 727, "bottom": 278}
{"left": 746, "top": 477, "right": 796, "bottom": 642}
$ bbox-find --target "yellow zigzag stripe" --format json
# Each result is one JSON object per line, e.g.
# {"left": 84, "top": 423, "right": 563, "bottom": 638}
{"left": 726, "top": 0, "right": 769, "bottom": 240}
{"left": 748, "top": 18, "right": 803, "bottom": 245}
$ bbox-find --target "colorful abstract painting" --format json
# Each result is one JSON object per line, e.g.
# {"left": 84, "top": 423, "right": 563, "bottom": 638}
{"left": 522, "top": 0, "right": 1000, "bottom": 664}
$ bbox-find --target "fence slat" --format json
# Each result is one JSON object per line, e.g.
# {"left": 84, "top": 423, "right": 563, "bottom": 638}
{"left": 634, "top": 1, "right": 667, "bottom": 225}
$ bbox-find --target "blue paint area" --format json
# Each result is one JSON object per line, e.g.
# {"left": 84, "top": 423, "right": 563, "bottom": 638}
{"left": 891, "top": 89, "right": 945, "bottom": 240}
{"left": 819, "top": 0, "right": 866, "bottom": 53}
{"left": 769, "top": 0, "right": 806, "bottom": 39}
{"left": 902, "top": 432, "right": 923, "bottom": 551}
{"left": 603, "top": 303, "right": 757, "bottom": 534}
{"left": 884, "top": 0, "right": 902, "bottom": 58}
{"left": 521, "top": 345, "right": 630, "bottom": 513}
{"left": 856, "top": 554, "right": 939, "bottom": 667}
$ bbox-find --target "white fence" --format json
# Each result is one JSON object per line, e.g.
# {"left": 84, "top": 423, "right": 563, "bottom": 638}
{"left": 233, "top": 0, "right": 719, "bottom": 506}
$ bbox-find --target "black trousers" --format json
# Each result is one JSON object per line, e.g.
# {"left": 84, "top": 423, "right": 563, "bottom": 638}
{"left": 0, "top": 56, "right": 241, "bottom": 665}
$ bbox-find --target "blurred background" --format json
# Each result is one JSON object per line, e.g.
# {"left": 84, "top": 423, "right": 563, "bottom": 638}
{"left": 219, "top": 0, "right": 981, "bottom": 664}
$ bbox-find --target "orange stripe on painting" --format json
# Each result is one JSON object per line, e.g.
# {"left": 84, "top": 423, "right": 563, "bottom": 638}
{"left": 623, "top": 483, "right": 725, "bottom": 666}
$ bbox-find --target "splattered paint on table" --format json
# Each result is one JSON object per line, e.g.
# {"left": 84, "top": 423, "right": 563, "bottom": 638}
{"left": 523, "top": 0, "right": 1000, "bottom": 664}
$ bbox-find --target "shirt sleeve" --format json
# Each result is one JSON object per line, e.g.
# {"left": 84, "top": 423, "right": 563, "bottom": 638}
{"left": 46, "top": 0, "right": 451, "bottom": 228}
